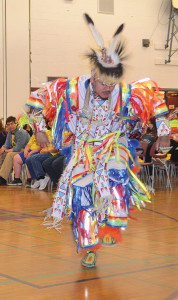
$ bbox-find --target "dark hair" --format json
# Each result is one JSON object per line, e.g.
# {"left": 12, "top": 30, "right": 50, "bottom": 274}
{"left": 0, "top": 119, "right": 5, "bottom": 133}
{"left": 23, "top": 124, "right": 33, "bottom": 137}
{"left": 145, "top": 117, "right": 157, "bottom": 139}
{"left": 149, "top": 117, "right": 156, "bottom": 129}
{"left": 6, "top": 116, "right": 16, "bottom": 125}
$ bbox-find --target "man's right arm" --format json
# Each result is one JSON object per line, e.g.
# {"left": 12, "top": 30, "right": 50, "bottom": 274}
{"left": 0, "top": 132, "right": 10, "bottom": 154}
{"left": 0, "top": 147, "right": 6, "bottom": 155}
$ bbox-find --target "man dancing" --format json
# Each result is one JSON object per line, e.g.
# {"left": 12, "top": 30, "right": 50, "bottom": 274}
{"left": 39, "top": 13, "right": 170, "bottom": 267}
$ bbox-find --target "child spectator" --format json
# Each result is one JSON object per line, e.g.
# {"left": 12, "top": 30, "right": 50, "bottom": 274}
{"left": 26, "top": 120, "right": 58, "bottom": 190}
{"left": 8, "top": 133, "right": 41, "bottom": 186}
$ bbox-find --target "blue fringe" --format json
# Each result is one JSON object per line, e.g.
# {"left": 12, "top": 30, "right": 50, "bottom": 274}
{"left": 108, "top": 168, "right": 130, "bottom": 213}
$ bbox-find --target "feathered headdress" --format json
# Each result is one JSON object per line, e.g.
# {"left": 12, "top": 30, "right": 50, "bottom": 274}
{"left": 84, "top": 13, "right": 126, "bottom": 84}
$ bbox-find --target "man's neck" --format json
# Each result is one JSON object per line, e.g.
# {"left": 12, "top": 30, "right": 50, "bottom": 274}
{"left": 93, "top": 92, "right": 108, "bottom": 101}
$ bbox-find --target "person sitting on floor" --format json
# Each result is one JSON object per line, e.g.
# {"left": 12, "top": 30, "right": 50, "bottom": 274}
{"left": 0, "top": 116, "right": 30, "bottom": 186}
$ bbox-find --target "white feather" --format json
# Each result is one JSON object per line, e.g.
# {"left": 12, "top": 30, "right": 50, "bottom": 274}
{"left": 89, "top": 23, "right": 104, "bottom": 48}
{"left": 107, "top": 24, "right": 124, "bottom": 56}
{"left": 107, "top": 35, "right": 120, "bottom": 56}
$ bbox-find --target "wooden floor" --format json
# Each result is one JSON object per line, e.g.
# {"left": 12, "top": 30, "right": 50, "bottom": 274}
{"left": 0, "top": 179, "right": 177, "bottom": 300}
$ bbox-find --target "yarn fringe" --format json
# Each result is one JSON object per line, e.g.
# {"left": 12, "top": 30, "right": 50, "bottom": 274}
{"left": 42, "top": 208, "right": 63, "bottom": 232}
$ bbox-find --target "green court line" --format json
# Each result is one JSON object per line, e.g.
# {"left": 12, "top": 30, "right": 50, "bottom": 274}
{"left": 150, "top": 197, "right": 178, "bottom": 201}
{"left": 0, "top": 220, "right": 73, "bottom": 237}
{"left": 0, "top": 237, "right": 177, "bottom": 272}
{"left": 0, "top": 242, "right": 59, "bottom": 251}
{"left": 0, "top": 261, "right": 177, "bottom": 287}
{"left": 101, "top": 245, "right": 170, "bottom": 257}
{"left": 0, "top": 240, "right": 134, "bottom": 265}
{"left": 0, "top": 238, "right": 164, "bottom": 264}
{"left": 0, "top": 280, "right": 14, "bottom": 285}
{"left": 122, "top": 234, "right": 178, "bottom": 246}
{"left": 0, "top": 241, "right": 79, "bottom": 265}
{"left": 122, "top": 274, "right": 175, "bottom": 290}
{"left": 0, "top": 226, "right": 177, "bottom": 258}
{"left": 24, "top": 259, "right": 178, "bottom": 282}
{"left": 0, "top": 228, "right": 74, "bottom": 246}
{"left": 25, "top": 268, "right": 91, "bottom": 281}
{"left": 124, "top": 226, "right": 178, "bottom": 236}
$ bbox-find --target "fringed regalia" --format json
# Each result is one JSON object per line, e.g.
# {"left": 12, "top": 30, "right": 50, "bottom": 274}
{"left": 43, "top": 75, "right": 169, "bottom": 252}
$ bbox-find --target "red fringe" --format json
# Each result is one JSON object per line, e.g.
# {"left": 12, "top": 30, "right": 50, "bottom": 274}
{"left": 79, "top": 226, "right": 122, "bottom": 255}
{"left": 132, "top": 165, "right": 140, "bottom": 174}
{"left": 98, "top": 225, "right": 122, "bottom": 244}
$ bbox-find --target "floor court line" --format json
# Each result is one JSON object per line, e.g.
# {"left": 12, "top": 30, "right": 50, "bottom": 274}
{"left": 143, "top": 207, "right": 178, "bottom": 222}
{"left": 164, "top": 290, "right": 178, "bottom": 300}
{"left": 0, "top": 263, "right": 177, "bottom": 289}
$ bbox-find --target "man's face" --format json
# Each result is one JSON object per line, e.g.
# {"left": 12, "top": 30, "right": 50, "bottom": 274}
{"left": 6, "top": 121, "right": 17, "bottom": 133}
{"left": 91, "top": 77, "right": 115, "bottom": 100}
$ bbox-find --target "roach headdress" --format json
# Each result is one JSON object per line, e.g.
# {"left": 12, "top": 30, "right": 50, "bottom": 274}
{"left": 84, "top": 13, "right": 126, "bottom": 84}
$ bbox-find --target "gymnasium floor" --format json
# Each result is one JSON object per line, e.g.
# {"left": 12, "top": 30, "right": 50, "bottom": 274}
{"left": 0, "top": 180, "right": 177, "bottom": 300}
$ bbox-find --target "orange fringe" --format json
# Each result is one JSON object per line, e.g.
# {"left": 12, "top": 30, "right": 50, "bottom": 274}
{"left": 98, "top": 225, "right": 122, "bottom": 244}
{"left": 132, "top": 165, "right": 140, "bottom": 174}
{"left": 79, "top": 226, "right": 122, "bottom": 255}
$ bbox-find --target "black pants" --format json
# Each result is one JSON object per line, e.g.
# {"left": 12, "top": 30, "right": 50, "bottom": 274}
{"left": 42, "top": 153, "right": 66, "bottom": 185}
{"left": 145, "top": 142, "right": 154, "bottom": 176}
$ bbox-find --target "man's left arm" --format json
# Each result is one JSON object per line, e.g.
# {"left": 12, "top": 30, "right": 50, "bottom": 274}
{"left": 12, "top": 130, "right": 30, "bottom": 152}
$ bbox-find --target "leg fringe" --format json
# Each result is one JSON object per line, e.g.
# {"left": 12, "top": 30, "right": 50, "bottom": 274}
{"left": 99, "top": 225, "right": 122, "bottom": 244}
{"left": 42, "top": 208, "right": 62, "bottom": 232}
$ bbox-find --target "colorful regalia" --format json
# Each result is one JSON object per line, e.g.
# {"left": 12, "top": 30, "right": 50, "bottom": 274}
{"left": 35, "top": 13, "right": 170, "bottom": 258}
{"left": 42, "top": 75, "right": 169, "bottom": 252}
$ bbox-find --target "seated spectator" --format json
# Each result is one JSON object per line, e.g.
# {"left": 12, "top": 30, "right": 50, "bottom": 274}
{"left": 42, "top": 153, "right": 66, "bottom": 188}
{"left": 141, "top": 117, "right": 157, "bottom": 163}
{"left": 42, "top": 131, "right": 74, "bottom": 187}
{"left": 8, "top": 133, "right": 41, "bottom": 186}
{"left": 0, "top": 116, "right": 30, "bottom": 186}
{"left": 26, "top": 120, "right": 58, "bottom": 190}
{"left": 169, "top": 139, "right": 178, "bottom": 163}
{"left": 0, "top": 119, "right": 7, "bottom": 148}
{"left": 142, "top": 117, "right": 157, "bottom": 144}
{"left": 23, "top": 124, "right": 33, "bottom": 137}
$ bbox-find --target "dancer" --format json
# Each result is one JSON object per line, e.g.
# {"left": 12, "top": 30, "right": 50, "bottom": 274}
{"left": 37, "top": 14, "right": 170, "bottom": 267}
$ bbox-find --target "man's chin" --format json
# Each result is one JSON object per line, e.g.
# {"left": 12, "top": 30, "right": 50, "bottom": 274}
{"left": 100, "top": 94, "right": 110, "bottom": 100}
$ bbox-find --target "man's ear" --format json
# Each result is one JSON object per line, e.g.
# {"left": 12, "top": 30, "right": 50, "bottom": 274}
{"left": 90, "top": 76, "right": 94, "bottom": 85}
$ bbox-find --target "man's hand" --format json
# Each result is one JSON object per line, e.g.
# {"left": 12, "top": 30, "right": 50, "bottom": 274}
{"left": 36, "top": 132, "right": 49, "bottom": 148}
{"left": 0, "top": 147, "right": 5, "bottom": 155}
{"left": 5, "top": 149, "right": 13, "bottom": 153}
{"left": 156, "top": 135, "right": 170, "bottom": 152}
{"left": 40, "top": 149, "right": 48, "bottom": 153}
{"left": 24, "top": 150, "right": 29, "bottom": 158}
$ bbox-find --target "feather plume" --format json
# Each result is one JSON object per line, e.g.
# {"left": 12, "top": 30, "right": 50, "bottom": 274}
{"left": 83, "top": 13, "right": 104, "bottom": 48}
{"left": 107, "top": 24, "right": 124, "bottom": 56}
{"left": 86, "top": 49, "right": 124, "bottom": 80}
